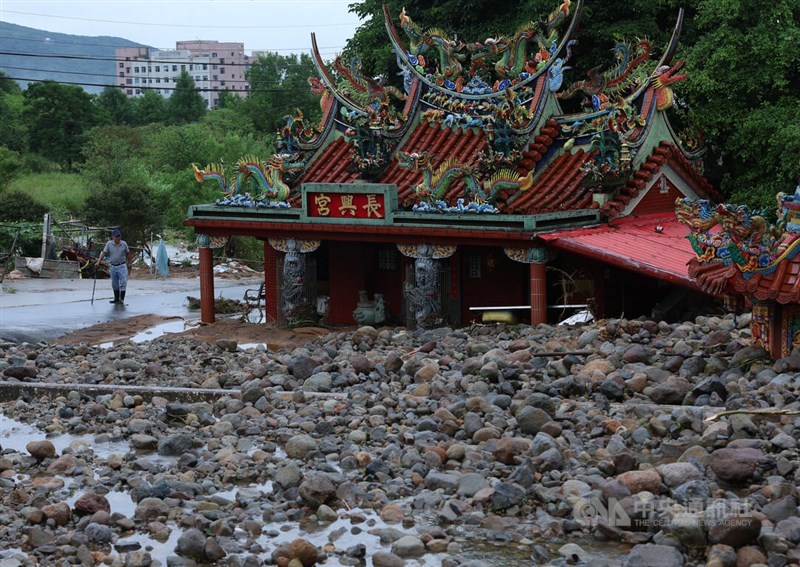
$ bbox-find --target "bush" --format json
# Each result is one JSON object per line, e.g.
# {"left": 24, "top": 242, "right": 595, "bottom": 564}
{"left": 0, "top": 190, "right": 48, "bottom": 222}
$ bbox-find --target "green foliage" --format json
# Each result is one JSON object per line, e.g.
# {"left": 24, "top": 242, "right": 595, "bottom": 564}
{"left": 80, "top": 125, "right": 148, "bottom": 188}
{"left": 81, "top": 182, "right": 163, "bottom": 246}
{"left": 23, "top": 81, "right": 99, "bottom": 170}
{"left": 132, "top": 90, "right": 168, "bottom": 125}
{"left": 0, "top": 190, "right": 48, "bottom": 222}
{"left": 5, "top": 172, "right": 90, "bottom": 216}
{"left": 0, "top": 222, "right": 42, "bottom": 258}
{"left": 0, "top": 88, "right": 27, "bottom": 152}
{"left": 95, "top": 87, "right": 134, "bottom": 126}
{"left": 0, "top": 147, "right": 24, "bottom": 186}
{"left": 168, "top": 71, "right": 207, "bottom": 125}
{"left": 682, "top": 0, "right": 800, "bottom": 204}
{"left": 0, "top": 71, "right": 22, "bottom": 95}
{"left": 244, "top": 52, "right": 321, "bottom": 136}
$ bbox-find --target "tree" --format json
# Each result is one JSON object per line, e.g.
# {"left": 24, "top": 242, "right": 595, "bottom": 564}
{"left": 168, "top": 71, "right": 207, "bottom": 125}
{"left": 95, "top": 87, "right": 134, "bottom": 126}
{"left": 22, "top": 81, "right": 98, "bottom": 170}
{"left": 243, "top": 52, "right": 321, "bottom": 137}
{"left": 681, "top": 0, "right": 800, "bottom": 208}
{"left": 132, "top": 90, "right": 167, "bottom": 125}
{"left": 0, "top": 73, "right": 27, "bottom": 152}
{"left": 82, "top": 181, "right": 163, "bottom": 246}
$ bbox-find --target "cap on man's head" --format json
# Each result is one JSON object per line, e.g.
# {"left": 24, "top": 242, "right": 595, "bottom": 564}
{"left": 112, "top": 229, "right": 121, "bottom": 237}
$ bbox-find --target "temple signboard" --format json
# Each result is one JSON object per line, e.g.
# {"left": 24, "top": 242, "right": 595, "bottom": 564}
{"left": 301, "top": 183, "right": 397, "bottom": 224}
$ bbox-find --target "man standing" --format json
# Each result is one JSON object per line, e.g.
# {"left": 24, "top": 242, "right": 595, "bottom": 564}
{"left": 96, "top": 229, "right": 131, "bottom": 304}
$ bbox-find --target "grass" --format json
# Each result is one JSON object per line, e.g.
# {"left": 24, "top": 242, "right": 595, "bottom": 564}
{"left": 7, "top": 173, "right": 90, "bottom": 217}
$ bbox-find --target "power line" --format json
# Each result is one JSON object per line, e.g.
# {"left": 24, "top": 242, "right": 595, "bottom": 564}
{"left": 2, "top": 9, "right": 359, "bottom": 30}
{"left": 2, "top": 75, "right": 317, "bottom": 94}
{"left": 0, "top": 65, "right": 319, "bottom": 89}
{"left": 0, "top": 49, "right": 342, "bottom": 68}
{"left": 0, "top": 33, "right": 347, "bottom": 54}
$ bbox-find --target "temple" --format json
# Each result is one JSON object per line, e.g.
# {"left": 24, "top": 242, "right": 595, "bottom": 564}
{"left": 185, "top": 0, "right": 727, "bottom": 331}
{"left": 676, "top": 191, "right": 800, "bottom": 359}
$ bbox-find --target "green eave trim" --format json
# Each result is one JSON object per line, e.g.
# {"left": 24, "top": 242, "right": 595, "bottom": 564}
{"left": 186, "top": 203, "right": 600, "bottom": 232}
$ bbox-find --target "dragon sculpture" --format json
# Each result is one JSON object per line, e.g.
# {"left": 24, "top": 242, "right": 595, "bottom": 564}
{"left": 400, "top": 9, "right": 464, "bottom": 81}
{"left": 397, "top": 151, "right": 533, "bottom": 205}
{"left": 675, "top": 198, "right": 729, "bottom": 263}
{"left": 193, "top": 154, "right": 303, "bottom": 204}
{"left": 716, "top": 203, "right": 778, "bottom": 271}
{"left": 276, "top": 108, "right": 321, "bottom": 153}
{"left": 558, "top": 38, "right": 652, "bottom": 106}
{"left": 193, "top": 162, "right": 234, "bottom": 196}
{"left": 651, "top": 60, "right": 686, "bottom": 111}
{"left": 236, "top": 154, "right": 304, "bottom": 203}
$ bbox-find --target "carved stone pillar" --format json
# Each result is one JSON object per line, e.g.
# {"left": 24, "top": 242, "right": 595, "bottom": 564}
{"left": 397, "top": 244, "right": 456, "bottom": 329}
{"left": 268, "top": 238, "right": 321, "bottom": 325}
{"left": 197, "top": 234, "right": 215, "bottom": 324}
{"left": 505, "top": 246, "right": 549, "bottom": 325}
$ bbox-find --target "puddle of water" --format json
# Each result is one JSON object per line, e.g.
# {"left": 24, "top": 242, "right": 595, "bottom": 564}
{"left": 239, "top": 343, "right": 268, "bottom": 350}
{"left": 131, "top": 320, "right": 191, "bottom": 343}
{"left": 0, "top": 414, "right": 124, "bottom": 458}
{"left": 215, "top": 480, "right": 274, "bottom": 502}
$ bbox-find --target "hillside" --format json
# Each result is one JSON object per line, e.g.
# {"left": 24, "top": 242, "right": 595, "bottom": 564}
{"left": 0, "top": 21, "right": 148, "bottom": 94}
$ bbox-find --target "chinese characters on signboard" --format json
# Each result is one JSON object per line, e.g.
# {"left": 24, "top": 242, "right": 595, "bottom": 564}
{"left": 308, "top": 192, "right": 385, "bottom": 219}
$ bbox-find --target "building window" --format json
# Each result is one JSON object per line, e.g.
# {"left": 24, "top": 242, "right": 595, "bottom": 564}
{"left": 119, "top": 71, "right": 124, "bottom": 77}
{"left": 189, "top": 64, "right": 194, "bottom": 71}
{"left": 220, "top": 67, "right": 225, "bottom": 75}
{"left": 118, "top": 62, "right": 124, "bottom": 68}
{"left": 156, "top": 78, "right": 161, "bottom": 83}
{"left": 469, "top": 256, "right": 482, "bottom": 278}
{"left": 212, "top": 64, "right": 217, "bottom": 70}
{"left": 220, "top": 58, "right": 226, "bottom": 64}
{"left": 127, "top": 89, "right": 133, "bottom": 95}
{"left": 126, "top": 78, "right": 132, "bottom": 84}
{"left": 212, "top": 52, "right": 218, "bottom": 57}
{"left": 220, "top": 80, "right": 226, "bottom": 86}
{"left": 203, "top": 64, "right": 208, "bottom": 70}
{"left": 379, "top": 250, "right": 396, "bottom": 270}
{"left": 147, "top": 66, "right": 152, "bottom": 73}
{"left": 181, "top": 64, "right": 186, "bottom": 71}
{"left": 203, "top": 75, "right": 208, "bottom": 81}
{"left": 213, "top": 75, "right": 218, "bottom": 81}
{"left": 125, "top": 67, "right": 130, "bottom": 73}
{"left": 134, "top": 66, "right": 139, "bottom": 73}
{"left": 172, "top": 65, "right": 177, "bottom": 72}
{"left": 155, "top": 66, "right": 160, "bottom": 72}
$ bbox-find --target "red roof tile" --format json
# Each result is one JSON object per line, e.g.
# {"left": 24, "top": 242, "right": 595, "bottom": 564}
{"left": 503, "top": 149, "right": 596, "bottom": 214}
{"left": 540, "top": 215, "right": 702, "bottom": 288}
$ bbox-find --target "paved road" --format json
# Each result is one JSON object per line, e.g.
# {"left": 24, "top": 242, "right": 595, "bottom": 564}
{"left": 0, "top": 274, "right": 263, "bottom": 344}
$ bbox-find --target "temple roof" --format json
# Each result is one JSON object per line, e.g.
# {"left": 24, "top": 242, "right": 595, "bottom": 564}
{"left": 541, "top": 214, "right": 703, "bottom": 289}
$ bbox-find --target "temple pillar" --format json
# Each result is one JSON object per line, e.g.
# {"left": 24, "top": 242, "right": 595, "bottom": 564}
{"left": 197, "top": 235, "right": 215, "bottom": 324}
{"left": 505, "top": 246, "right": 549, "bottom": 325}
{"left": 397, "top": 243, "right": 456, "bottom": 329}
{"left": 268, "top": 237, "right": 321, "bottom": 325}
{"left": 530, "top": 260, "right": 548, "bottom": 325}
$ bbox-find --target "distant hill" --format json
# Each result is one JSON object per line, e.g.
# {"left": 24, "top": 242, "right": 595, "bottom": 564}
{"left": 0, "top": 21, "right": 149, "bottom": 94}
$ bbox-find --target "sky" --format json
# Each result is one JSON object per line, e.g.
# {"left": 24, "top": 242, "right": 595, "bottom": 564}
{"left": 0, "top": 0, "right": 363, "bottom": 58}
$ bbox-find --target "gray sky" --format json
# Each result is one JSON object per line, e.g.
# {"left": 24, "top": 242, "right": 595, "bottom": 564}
{"left": 0, "top": 0, "right": 363, "bottom": 58}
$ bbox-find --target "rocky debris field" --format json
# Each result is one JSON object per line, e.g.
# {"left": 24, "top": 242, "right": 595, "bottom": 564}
{"left": 0, "top": 313, "right": 799, "bottom": 567}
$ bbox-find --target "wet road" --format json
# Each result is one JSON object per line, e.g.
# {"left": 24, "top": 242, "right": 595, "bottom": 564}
{"left": 0, "top": 275, "right": 263, "bottom": 343}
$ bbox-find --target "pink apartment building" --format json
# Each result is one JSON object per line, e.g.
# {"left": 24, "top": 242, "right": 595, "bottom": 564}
{"left": 115, "top": 40, "right": 250, "bottom": 108}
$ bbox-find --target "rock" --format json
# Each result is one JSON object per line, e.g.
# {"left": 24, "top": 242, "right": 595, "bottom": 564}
{"left": 616, "top": 469, "right": 662, "bottom": 494}
{"left": 623, "top": 543, "right": 684, "bottom": 567}
{"left": 760, "top": 495, "right": 798, "bottom": 523}
{"left": 710, "top": 448, "right": 763, "bottom": 483}
{"left": 157, "top": 433, "right": 193, "bottom": 456}
{"left": 176, "top": 527, "right": 207, "bottom": 560}
{"left": 658, "top": 462, "right": 704, "bottom": 488}
{"left": 26, "top": 440, "right": 56, "bottom": 460}
{"left": 391, "top": 535, "right": 425, "bottom": 558}
{"left": 707, "top": 514, "right": 761, "bottom": 548}
{"left": 516, "top": 406, "right": 551, "bottom": 435}
{"left": 74, "top": 492, "right": 111, "bottom": 516}
{"left": 288, "top": 538, "right": 319, "bottom": 566}
{"left": 285, "top": 434, "right": 319, "bottom": 459}
{"left": 298, "top": 474, "right": 336, "bottom": 508}
{"left": 372, "top": 551, "right": 406, "bottom": 567}
{"left": 735, "top": 546, "right": 766, "bottom": 566}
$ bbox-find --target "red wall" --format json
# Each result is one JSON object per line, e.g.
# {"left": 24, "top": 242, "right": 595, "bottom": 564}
{"left": 328, "top": 242, "right": 368, "bottom": 325}
{"left": 264, "top": 242, "right": 281, "bottom": 321}
{"left": 459, "top": 247, "right": 528, "bottom": 323}
{"left": 632, "top": 177, "right": 684, "bottom": 216}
